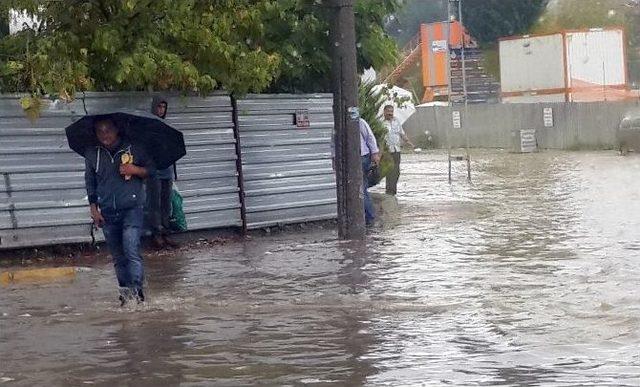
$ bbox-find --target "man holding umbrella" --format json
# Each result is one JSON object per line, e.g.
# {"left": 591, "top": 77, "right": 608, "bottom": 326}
{"left": 67, "top": 110, "right": 186, "bottom": 306}
{"left": 85, "top": 119, "right": 154, "bottom": 305}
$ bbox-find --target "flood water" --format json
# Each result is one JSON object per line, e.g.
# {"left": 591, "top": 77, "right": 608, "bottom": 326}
{"left": 1, "top": 150, "right": 639, "bottom": 386}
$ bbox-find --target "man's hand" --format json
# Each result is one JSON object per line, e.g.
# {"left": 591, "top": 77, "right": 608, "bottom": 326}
{"left": 402, "top": 134, "right": 415, "bottom": 149}
{"left": 371, "top": 152, "right": 381, "bottom": 164}
{"left": 90, "top": 205, "right": 105, "bottom": 228}
{"left": 119, "top": 164, "right": 146, "bottom": 178}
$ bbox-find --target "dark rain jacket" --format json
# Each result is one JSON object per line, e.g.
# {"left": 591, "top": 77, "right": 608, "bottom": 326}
{"left": 84, "top": 141, "right": 155, "bottom": 211}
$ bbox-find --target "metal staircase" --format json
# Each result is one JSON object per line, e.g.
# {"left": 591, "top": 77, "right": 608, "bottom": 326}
{"left": 383, "top": 34, "right": 422, "bottom": 85}
{"left": 449, "top": 48, "right": 500, "bottom": 104}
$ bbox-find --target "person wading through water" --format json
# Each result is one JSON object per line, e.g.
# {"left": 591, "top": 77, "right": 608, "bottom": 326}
{"left": 84, "top": 119, "right": 154, "bottom": 305}
{"left": 382, "top": 105, "right": 414, "bottom": 195}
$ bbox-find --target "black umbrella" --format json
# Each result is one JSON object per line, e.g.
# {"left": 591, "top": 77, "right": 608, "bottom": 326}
{"left": 65, "top": 110, "right": 186, "bottom": 170}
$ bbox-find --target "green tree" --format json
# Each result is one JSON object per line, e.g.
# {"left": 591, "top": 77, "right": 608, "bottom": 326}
{"left": 0, "top": 10, "right": 8, "bottom": 38}
{"left": 534, "top": 0, "right": 625, "bottom": 33}
{"left": 0, "top": 0, "right": 402, "bottom": 96}
{"left": 262, "top": 0, "right": 400, "bottom": 93}
{"left": 386, "top": 0, "right": 446, "bottom": 46}
{"left": 461, "top": 0, "right": 549, "bottom": 43}
{"left": 0, "top": 0, "right": 282, "bottom": 97}
{"left": 359, "top": 80, "right": 391, "bottom": 181}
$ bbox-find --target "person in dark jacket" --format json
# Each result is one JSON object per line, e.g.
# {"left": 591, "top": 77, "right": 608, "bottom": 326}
{"left": 147, "top": 96, "right": 179, "bottom": 249}
{"left": 85, "top": 119, "right": 154, "bottom": 306}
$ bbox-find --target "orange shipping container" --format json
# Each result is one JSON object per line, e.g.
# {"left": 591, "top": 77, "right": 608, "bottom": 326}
{"left": 420, "top": 21, "right": 476, "bottom": 96}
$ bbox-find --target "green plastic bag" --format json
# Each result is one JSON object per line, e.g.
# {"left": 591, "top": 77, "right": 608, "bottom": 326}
{"left": 169, "top": 185, "right": 187, "bottom": 232}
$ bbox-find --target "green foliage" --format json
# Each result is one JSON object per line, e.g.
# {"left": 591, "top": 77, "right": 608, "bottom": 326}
{"left": 386, "top": 0, "right": 446, "bottom": 46}
{"left": 359, "top": 80, "right": 393, "bottom": 179}
{"left": 359, "top": 80, "right": 387, "bottom": 143}
{"left": 355, "top": 0, "right": 400, "bottom": 70}
{"left": 20, "top": 95, "right": 41, "bottom": 122}
{"left": 0, "top": 10, "right": 8, "bottom": 38}
{"left": 386, "top": 0, "right": 547, "bottom": 46}
{"left": 461, "top": 0, "right": 549, "bottom": 43}
{"left": 0, "top": 1, "right": 281, "bottom": 97}
{"left": 534, "top": 0, "right": 625, "bottom": 33}
{"left": 480, "top": 44, "right": 500, "bottom": 81}
{"left": 262, "top": 0, "right": 401, "bottom": 93}
{"left": 0, "top": 0, "right": 402, "bottom": 97}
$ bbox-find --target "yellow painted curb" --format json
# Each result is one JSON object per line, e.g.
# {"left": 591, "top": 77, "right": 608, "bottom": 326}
{"left": 0, "top": 267, "right": 76, "bottom": 286}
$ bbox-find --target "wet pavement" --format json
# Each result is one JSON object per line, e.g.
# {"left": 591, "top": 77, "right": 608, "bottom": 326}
{"left": 1, "top": 150, "right": 639, "bottom": 386}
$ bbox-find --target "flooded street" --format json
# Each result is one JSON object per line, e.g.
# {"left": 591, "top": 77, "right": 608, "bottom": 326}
{"left": 1, "top": 150, "right": 639, "bottom": 386}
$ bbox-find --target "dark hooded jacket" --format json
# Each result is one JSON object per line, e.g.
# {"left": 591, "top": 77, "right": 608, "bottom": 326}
{"left": 85, "top": 140, "right": 154, "bottom": 211}
{"left": 151, "top": 96, "right": 173, "bottom": 180}
{"left": 151, "top": 96, "right": 167, "bottom": 119}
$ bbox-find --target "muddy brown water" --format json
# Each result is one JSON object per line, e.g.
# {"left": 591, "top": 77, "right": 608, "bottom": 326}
{"left": 1, "top": 151, "right": 639, "bottom": 386}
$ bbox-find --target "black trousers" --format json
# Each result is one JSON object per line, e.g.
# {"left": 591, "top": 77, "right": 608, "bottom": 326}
{"left": 146, "top": 178, "right": 172, "bottom": 235}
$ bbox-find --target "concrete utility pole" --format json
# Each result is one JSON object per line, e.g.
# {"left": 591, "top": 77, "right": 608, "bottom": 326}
{"left": 329, "top": 0, "right": 366, "bottom": 239}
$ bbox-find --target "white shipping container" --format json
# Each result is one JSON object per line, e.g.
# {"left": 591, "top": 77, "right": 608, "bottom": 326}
{"left": 502, "top": 93, "right": 566, "bottom": 104}
{"left": 499, "top": 27, "right": 628, "bottom": 103}
{"left": 499, "top": 33, "right": 566, "bottom": 94}
{"left": 566, "top": 29, "right": 626, "bottom": 88}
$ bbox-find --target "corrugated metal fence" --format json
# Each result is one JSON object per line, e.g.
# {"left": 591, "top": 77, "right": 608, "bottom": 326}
{"left": 0, "top": 92, "right": 336, "bottom": 249}
{"left": 1, "top": 95, "right": 90, "bottom": 248}
{"left": 238, "top": 94, "right": 336, "bottom": 229}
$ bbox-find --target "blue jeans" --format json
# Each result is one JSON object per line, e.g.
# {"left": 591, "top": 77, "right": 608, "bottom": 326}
{"left": 102, "top": 206, "right": 145, "bottom": 291}
{"left": 362, "top": 155, "right": 375, "bottom": 225}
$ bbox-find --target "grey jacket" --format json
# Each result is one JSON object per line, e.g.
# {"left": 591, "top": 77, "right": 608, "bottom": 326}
{"left": 84, "top": 141, "right": 155, "bottom": 211}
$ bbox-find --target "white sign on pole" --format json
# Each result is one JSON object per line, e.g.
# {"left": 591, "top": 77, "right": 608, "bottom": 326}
{"left": 543, "top": 107, "right": 554, "bottom": 127}
{"left": 452, "top": 111, "right": 461, "bottom": 129}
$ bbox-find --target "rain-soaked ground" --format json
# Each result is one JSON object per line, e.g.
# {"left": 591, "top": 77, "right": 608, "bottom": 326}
{"left": 1, "top": 150, "right": 639, "bottom": 386}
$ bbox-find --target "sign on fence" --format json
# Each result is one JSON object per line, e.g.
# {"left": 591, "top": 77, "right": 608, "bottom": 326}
{"left": 295, "top": 109, "right": 310, "bottom": 127}
{"left": 452, "top": 111, "right": 461, "bottom": 129}
{"left": 543, "top": 107, "right": 554, "bottom": 127}
{"left": 432, "top": 40, "right": 448, "bottom": 53}
{"left": 520, "top": 129, "right": 537, "bottom": 153}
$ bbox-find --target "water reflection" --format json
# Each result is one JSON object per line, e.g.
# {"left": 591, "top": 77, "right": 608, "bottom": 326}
{"left": 96, "top": 314, "right": 190, "bottom": 386}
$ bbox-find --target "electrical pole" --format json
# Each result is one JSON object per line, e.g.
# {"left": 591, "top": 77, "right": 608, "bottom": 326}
{"left": 458, "top": 0, "right": 468, "bottom": 107}
{"left": 457, "top": 0, "right": 471, "bottom": 181}
{"left": 329, "top": 0, "right": 366, "bottom": 239}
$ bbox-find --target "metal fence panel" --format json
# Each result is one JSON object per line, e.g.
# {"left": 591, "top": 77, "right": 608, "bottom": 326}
{"left": 237, "top": 94, "right": 337, "bottom": 229}
{"left": 1, "top": 95, "right": 92, "bottom": 248}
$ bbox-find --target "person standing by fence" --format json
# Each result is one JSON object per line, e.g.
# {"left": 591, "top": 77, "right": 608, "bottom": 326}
{"left": 382, "top": 105, "right": 414, "bottom": 196}
{"left": 147, "top": 96, "right": 179, "bottom": 249}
